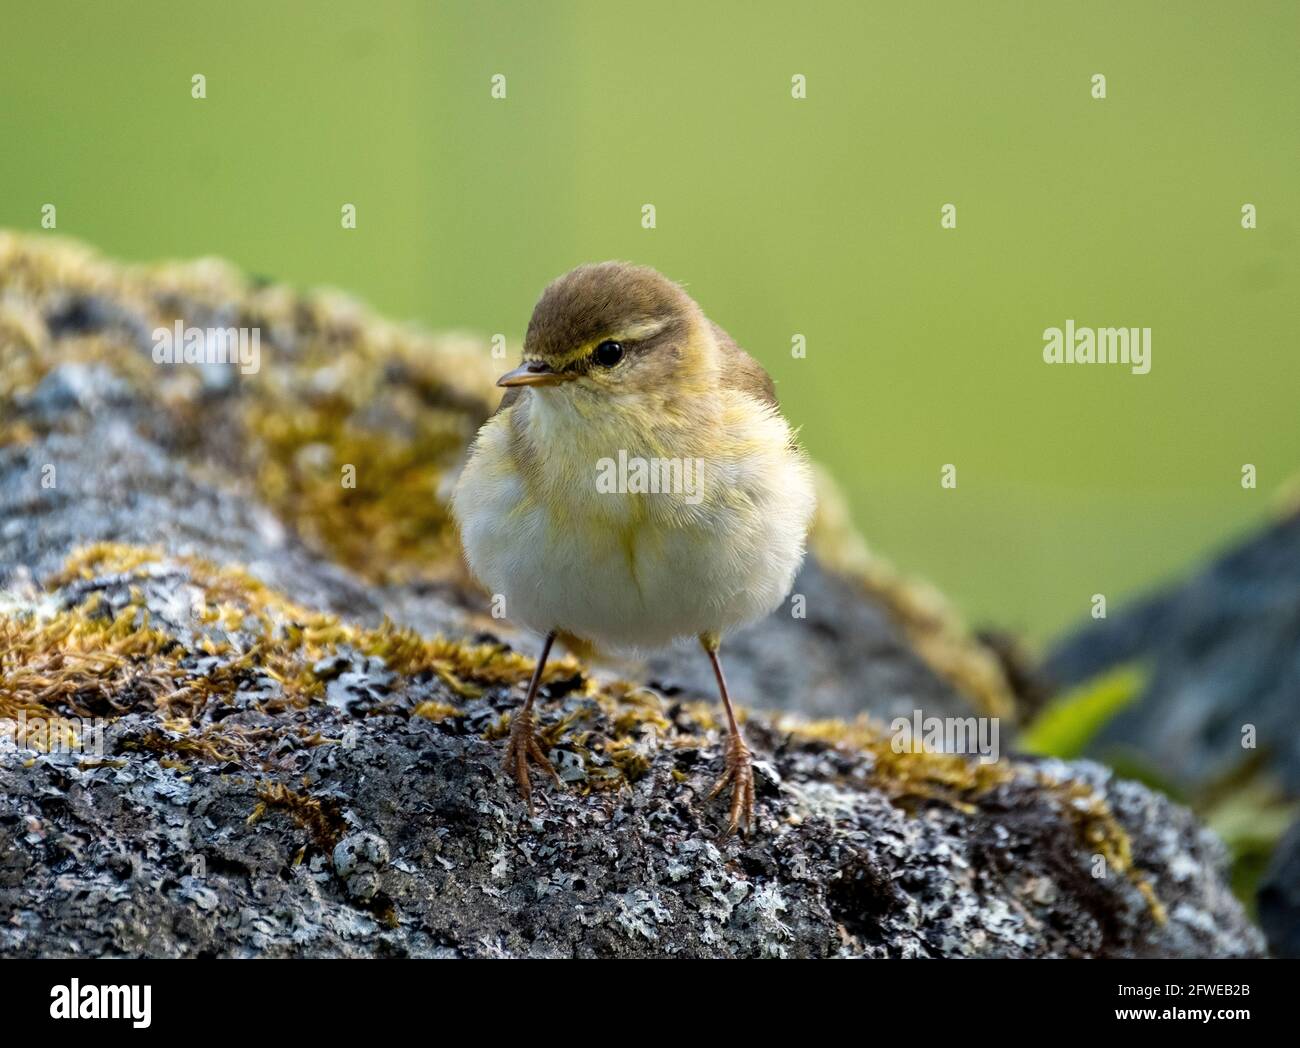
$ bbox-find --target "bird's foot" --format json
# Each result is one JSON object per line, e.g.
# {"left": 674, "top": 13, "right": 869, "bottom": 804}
{"left": 709, "top": 729, "right": 755, "bottom": 836}
{"left": 502, "top": 706, "right": 561, "bottom": 815}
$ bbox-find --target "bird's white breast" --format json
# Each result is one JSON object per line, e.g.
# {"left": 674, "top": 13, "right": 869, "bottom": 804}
{"left": 452, "top": 387, "right": 815, "bottom": 652}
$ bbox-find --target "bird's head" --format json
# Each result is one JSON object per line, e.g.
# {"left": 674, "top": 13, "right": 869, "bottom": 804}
{"left": 497, "top": 262, "right": 712, "bottom": 399}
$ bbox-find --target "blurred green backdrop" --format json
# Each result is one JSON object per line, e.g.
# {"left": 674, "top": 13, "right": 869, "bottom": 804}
{"left": 3, "top": 0, "right": 1296, "bottom": 641}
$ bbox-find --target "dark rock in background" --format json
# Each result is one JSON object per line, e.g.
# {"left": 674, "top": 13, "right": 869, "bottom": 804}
{"left": 1046, "top": 509, "right": 1300, "bottom": 958}
{"left": 1259, "top": 820, "right": 1300, "bottom": 959}
{"left": 1047, "top": 510, "right": 1300, "bottom": 796}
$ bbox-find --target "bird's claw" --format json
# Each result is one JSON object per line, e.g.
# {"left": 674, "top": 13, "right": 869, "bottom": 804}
{"left": 503, "top": 707, "right": 561, "bottom": 815}
{"left": 709, "top": 730, "right": 755, "bottom": 836}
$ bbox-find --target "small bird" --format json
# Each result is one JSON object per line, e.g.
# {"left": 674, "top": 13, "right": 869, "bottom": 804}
{"left": 452, "top": 262, "right": 816, "bottom": 834}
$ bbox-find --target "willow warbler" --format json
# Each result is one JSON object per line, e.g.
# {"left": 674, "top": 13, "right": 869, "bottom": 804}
{"left": 452, "top": 262, "right": 816, "bottom": 834}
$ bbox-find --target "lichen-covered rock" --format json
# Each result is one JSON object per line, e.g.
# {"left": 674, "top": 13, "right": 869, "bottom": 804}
{"left": 0, "top": 233, "right": 1264, "bottom": 957}
{"left": 0, "top": 548, "right": 1264, "bottom": 957}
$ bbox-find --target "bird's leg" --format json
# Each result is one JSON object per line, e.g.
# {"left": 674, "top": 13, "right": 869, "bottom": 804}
{"left": 700, "top": 632, "right": 754, "bottom": 836}
{"left": 503, "top": 630, "right": 561, "bottom": 814}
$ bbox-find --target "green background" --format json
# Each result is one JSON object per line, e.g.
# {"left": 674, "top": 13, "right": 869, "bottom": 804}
{"left": 3, "top": 0, "right": 1296, "bottom": 642}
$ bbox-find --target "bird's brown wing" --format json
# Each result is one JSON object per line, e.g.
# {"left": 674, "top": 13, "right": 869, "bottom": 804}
{"left": 711, "top": 320, "right": 778, "bottom": 409}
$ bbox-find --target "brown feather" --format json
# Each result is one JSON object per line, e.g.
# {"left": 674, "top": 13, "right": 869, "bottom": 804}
{"left": 710, "top": 320, "right": 778, "bottom": 409}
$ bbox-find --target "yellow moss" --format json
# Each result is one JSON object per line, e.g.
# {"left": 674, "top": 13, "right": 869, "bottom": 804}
{"left": 600, "top": 684, "right": 672, "bottom": 737}
{"left": 241, "top": 394, "right": 467, "bottom": 584}
{"left": 250, "top": 782, "right": 345, "bottom": 850}
{"left": 0, "top": 591, "right": 182, "bottom": 728}
{"left": 41, "top": 542, "right": 581, "bottom": 709}
{"left": 783, "top": 715, "right": 1012, "bottom": 808}
{"left": 412, "top": 701, "right": 462, "bottom": 722}
{"left": 482, "top": 714, "right": 512, "bottom": 742}
{"left": 48, "top": 543, "right": 166, "bottom": 586}
{"left": 677, "top": 699, "right": 719, "bottom": 736}
{"left": 0, "top": 419, "right": 35, "bottom": 446}
{"left": 603, "top": 737, "right": 652, "bottom": 781}
{"left": 1039, "top": 773, "right": 1167, "bottom": 925}
{"left": 581, "top": 766, "right": 629, "bottom": 794}
{"left": 537, "top": 708, "right": 584, "bottom": 747}
{"left": 133, "top": 728, "right": 250, "bottom": 765}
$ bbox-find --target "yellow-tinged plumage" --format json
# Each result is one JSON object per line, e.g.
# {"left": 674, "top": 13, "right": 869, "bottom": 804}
{"left": 451, "top": 262, "right": 816, "bottom": 833}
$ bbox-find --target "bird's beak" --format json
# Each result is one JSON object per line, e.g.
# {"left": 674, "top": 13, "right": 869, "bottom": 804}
{"left": 496, "top": 360, "right": 566, "bottom": 387}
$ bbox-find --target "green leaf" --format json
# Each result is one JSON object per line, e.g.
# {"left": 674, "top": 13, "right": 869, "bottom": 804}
{"left": 1019, "top": 665, "right": 1146, "bottom": 759}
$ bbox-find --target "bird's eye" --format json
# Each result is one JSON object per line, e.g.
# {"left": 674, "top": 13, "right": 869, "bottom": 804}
{"left": 594, "top": 340, "right": 625, "bottom": 367}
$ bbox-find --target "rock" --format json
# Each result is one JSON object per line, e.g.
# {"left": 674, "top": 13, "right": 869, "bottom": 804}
{"left": 0, "top": 550, "right": 1265, "bottom": 957}
{"left": 1259, "top": 820, "right": 1300, "bottom": 959}
{"left": 333, "top": 834, "right": 391, "bottom": 903}
{"left": 0, "top": 232, "right": 1264, "bottom": 957}
{"left": 1046, "top": 508, "right": 1300, "bottom": 956}
{"left": 1047, "top": 509, "right": 1300, "bottom": 797}
{"left": 25, "top": 362, "right": 132, "bottom": 416}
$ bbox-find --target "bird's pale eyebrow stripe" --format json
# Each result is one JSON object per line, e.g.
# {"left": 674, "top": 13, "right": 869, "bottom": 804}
{"left": 614, "top": 318, "right": 669, "bottom": 342}
{"left": 547, "top": 318, "right": 672, "bottom": 369}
